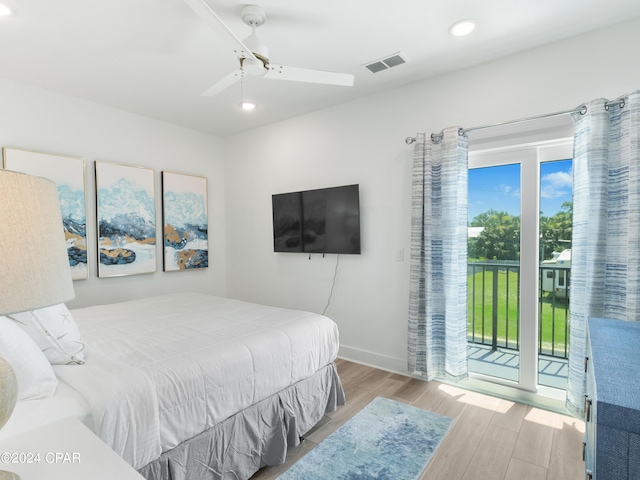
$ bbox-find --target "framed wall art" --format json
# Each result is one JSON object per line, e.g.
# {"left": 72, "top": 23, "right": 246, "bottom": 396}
{"left": 3, "top": 147, "right": 89, "bottom": 280}
{"left": 95, "top": 161, "right": 156, "bottom": 277}
{"left": 161, "top": 171, "right": 208, "bottom": 271}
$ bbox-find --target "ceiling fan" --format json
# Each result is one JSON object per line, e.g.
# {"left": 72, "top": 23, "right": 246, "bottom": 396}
{"left": 184, "top": 0, "right": 355, "bottom": 97}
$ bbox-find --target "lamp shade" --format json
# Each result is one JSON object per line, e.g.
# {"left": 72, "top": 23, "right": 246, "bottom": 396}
{"left": 0, "top": 170, "right": 75, "bottom": 315}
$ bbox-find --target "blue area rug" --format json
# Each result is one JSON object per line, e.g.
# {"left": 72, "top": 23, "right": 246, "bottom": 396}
{"left": 277, "top": 396, "right": 454, "bottom": 480}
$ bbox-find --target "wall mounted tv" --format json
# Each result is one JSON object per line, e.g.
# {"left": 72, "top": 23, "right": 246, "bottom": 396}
{"left": 272, "top": 184, "right": 361, "bottom": 254}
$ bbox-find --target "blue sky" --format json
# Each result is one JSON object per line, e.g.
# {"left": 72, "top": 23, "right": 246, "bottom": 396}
{"left": 468, "top": 159, "right": 572, "bottom": 223}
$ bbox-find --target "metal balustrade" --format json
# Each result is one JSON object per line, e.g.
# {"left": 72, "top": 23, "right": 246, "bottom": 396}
{"left": 467, "top": 262, "right": 570, "bottom": 360}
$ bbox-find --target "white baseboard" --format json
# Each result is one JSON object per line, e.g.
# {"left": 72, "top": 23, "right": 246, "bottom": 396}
{"left": 337, "top": 345, "right": 408, "bottom": 376}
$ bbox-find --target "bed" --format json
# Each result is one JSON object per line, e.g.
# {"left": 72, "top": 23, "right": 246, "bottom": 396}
{"left": 0, "top": 292, "right": 345, "bottom": 480}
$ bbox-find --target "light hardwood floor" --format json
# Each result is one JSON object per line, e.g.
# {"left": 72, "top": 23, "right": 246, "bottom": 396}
{"left": 251, "top": 358, "right": 585, "bottom": 480}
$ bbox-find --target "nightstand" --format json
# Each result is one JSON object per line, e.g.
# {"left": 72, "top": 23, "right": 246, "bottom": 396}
{"left": 0, "top": 417, "right": 145, "bottom": 480}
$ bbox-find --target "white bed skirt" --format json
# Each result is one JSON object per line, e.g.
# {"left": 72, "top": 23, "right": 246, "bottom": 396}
{"left": 138, "top": 362, "right": 344, "bottom": 480}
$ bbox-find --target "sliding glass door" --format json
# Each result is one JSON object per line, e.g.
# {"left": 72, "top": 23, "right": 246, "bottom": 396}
{"left": 468, "top": 163, "right": 521, "bottom": 383}
{"left": 467, "top": 137, "right": 573, "bottom": 393}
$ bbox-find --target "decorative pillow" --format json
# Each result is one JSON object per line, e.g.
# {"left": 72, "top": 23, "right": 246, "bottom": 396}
{"left": 8, "top": 303, "right": 86, "bottom": 365}
{"left": 0, "top": 316, "right": 58, "bottom": 400}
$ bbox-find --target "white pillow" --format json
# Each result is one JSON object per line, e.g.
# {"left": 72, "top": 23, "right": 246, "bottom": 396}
{"left": 0, "top": 316, "right": 58, "bottom": 400}
{"left": 8, "top": 303, "right": 86, "bottom": 365}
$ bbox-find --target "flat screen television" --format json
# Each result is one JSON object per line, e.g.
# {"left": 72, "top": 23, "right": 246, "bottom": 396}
{"left": 272, "top": 184, "right": 361, "bottom": 254}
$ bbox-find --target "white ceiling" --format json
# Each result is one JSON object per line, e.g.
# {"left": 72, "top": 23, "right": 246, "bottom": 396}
{"left": 1, "top": 0, "right": 639, "bottom": 137}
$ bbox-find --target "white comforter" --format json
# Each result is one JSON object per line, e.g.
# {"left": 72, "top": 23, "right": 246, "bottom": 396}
{"left": 54, "top": 293, "right": 340, "bottom": 470}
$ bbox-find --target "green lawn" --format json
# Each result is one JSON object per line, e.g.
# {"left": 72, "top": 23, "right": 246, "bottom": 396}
{"left": 467, "top": 268, "right": 569, "bottom": 357}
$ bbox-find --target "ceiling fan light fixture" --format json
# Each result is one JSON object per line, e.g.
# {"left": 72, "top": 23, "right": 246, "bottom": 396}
{"left": 449, "top": 19, "right": 476, "bottom": 37}
{"left": 241, "top": 57, "right": 267, "bottom": 76}
{"left": 0, "top": 3, "right": 11, "bottom": 16}
{"left": 243, "top": 34, "right": 268, "bottom": 58}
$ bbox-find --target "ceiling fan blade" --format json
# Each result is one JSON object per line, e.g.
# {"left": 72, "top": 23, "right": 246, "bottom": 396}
{"left": 183, "top": 0, "right": 258, "bottom": 62}
{"left": 264, "top": 64, "right": 354, "bottom": 86}
{"left": 201, "top": 69, "right": 243, "bottom": 96}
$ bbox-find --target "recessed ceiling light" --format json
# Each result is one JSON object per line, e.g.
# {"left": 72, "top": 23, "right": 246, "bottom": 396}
{"left": 449, "top": 20, "right": 476, "bottom": 37}
{"left": 240, "top": 101, "right": 256, "bottom": 111}
{"left": 0, "top": 3, "right": 11, "bottom": 16}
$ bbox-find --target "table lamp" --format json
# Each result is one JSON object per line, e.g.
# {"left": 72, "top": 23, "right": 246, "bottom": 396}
{"left": 0, "top": 170, "right": 75, "bottom": 480}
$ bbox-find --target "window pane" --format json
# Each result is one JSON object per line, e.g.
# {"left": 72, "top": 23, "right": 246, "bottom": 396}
{"left": 468, "top": 164, "right": 521, "bottom": 383}
{"left": 538, "top": 159, "right": 572, "bottom": 389}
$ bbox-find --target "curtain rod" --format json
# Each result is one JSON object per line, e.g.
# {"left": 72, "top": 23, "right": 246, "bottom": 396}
{"left": 404, "top": 98, "right": 627, "bottom": 145}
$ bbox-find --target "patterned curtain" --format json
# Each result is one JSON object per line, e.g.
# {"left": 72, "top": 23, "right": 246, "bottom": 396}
{"left": 566, "top": 91, "right": 640, "bottom": 415}
{"left": 408, "top": 127, "right": 469, "bottom": 381}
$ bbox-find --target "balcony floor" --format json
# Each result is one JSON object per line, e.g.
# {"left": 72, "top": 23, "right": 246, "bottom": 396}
{"left": 467, "top": 343, "right": 568, "bottom": 390}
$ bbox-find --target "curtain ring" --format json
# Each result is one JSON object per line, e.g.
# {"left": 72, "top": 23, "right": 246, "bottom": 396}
{"left": 606, "top": 100, "right": 625, "bottom": 111}
{"left": 430, "top": 133, "right": 443, "bottom": 144}
{"left": 579, "top": 105, "right": 587, "bottom": 115}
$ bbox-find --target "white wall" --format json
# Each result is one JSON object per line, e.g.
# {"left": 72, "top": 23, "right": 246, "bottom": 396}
{"left": 0, "top": 77, "right": 227, "bottom": 309}
{"left": 224, "top": 16, "right": 640, "bottom": 374}
{"left": 3, "top": 16, "right": 638, "bottom": 373}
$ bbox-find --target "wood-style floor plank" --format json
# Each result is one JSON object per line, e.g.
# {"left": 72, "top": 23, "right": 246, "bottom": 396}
{"left": 421, "top": 400, "right": 495, "bottom": 480}
{"left": 250, "top": 360, "right": 585, "bottom": 480}
{"left": 460, "top": 425, "right": 518, "bottom": 480}
{"left": 490, "top": 398, "right": 529, "bottom": 432}
{"left": 504, "top": 458, "right": 548, "bottom": 480}
{"left": 546, "top": 414, "right": 586, "bottom": 480}
{"left": 512, "top": 406, "right": 557, "bottom": 468}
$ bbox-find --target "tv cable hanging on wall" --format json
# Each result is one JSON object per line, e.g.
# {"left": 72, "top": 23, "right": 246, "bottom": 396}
{"left": 322, "top": 254, "right": 340, "bottom": 316}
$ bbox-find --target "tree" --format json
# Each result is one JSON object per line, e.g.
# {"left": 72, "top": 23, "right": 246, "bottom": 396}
{"left": 469, "top": 209, "right": 520, "bottom": 261}
{"left": 540, "top": 201, "right": 572, "bottom": 260}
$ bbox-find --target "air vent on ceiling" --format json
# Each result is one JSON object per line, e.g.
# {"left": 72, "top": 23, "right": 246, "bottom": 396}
{"left": 363, "top": 52, "right": 408, "bottom": 73}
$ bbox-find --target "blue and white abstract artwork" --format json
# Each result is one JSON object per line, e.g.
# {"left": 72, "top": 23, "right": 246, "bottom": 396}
{"left": 278, "top": 396, "right": 454, "bottom": 480}
{"left": 3, "top": 148, "right": 88, "bottom": 280}
{"left": 95, "top": 161, "right": 156, "bottom": 277}
{"left": 162, "top": 171, "right": 208, "bottom": 271}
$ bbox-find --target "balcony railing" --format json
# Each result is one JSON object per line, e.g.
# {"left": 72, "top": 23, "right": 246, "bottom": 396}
{"left": 467, "top": 262, "right": 570, "bottom": 359}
